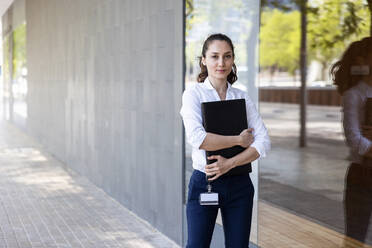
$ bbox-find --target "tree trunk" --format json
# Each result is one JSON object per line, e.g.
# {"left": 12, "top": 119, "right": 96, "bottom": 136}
{"left": 321, "top": 61, "right": 327, "bottom": 81}
{"left": 300, "top": 0, "right": 307, "bottom": 147}
{"left": 269, "top": 65, "right": 276, "bottom": 83}
{"left": 368, "top": 0, "right": 372, "bottom": 36}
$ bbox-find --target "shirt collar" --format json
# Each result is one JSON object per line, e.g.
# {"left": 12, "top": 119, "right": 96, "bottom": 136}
{"left": 203, "top": 77, "right": 231, "bottom": 91}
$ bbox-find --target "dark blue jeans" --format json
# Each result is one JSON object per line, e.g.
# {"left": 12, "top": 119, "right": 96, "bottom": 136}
{"left": 344, "top": 163, "right": 372, "bottom": 243}
{"left": 186, "top": 169, "right": 254, "bottom": 248}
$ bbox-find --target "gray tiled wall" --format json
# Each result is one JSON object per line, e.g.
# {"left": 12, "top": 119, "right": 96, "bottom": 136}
{"left": 25, "top": 0, "right": 183, "bottom": 244}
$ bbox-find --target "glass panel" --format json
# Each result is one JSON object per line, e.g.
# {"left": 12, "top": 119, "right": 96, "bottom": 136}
{"left": 184, "top": 0, "right": 260, "bottom": 246}
{"left": 3, "top": 34, "right": 11, "bottom": 120}
{"left": 2, "top": 1, "right": 27, "bottom": 126}
{"left": 258, "top": 1, "right": 372, "bottom": 247}
{"left": 12, "top": 22, "right": 27, "bottom": 120}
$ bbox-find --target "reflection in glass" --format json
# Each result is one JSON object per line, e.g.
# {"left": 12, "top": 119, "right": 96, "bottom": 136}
{"left": 331, "top": 37, "right": 372, "bottom": 245}
{"left": 258, "top": 1, "right": 372, "bottom": 247}
{"left": 12, "top": 22, "right": 27, "bottom": 119}
{"left": 3, "top": 34, "right": 11, "bottom": 120}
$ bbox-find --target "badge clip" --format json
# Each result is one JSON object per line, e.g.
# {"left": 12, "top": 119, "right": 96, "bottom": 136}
{"left": 199, "top": 175, "right": 219, "bottom": 205}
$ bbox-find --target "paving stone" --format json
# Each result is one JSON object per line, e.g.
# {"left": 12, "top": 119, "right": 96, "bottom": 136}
{"left": 0, "top": 121, "right": 179, "bottom": 247}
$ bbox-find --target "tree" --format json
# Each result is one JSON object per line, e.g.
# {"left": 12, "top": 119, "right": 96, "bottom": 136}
{"left": 367, "top": 0, "right": 372, "bottom": 35}
{"left": 261, "top": 0, "right": 369, "bottom": 147}
{"left": 260, "top": 10, "right": 300, "bottom": 79}
{"left": 12, "top": 23, "right": 26, "bottom": 80}
{"left": 185, "top": 0, "right": 194, "bottom": 36}
{"left": 308, "top": 0, "right": 370, "bottom": 81}
{"left": 298, "top": 0, "right": 308, "bottom": 147}
{"left": 260, "top": 0, "right": 309, "bottom": 146}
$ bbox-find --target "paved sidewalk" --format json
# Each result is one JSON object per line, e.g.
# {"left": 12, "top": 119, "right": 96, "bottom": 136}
{"left": 0, "top": 121, "right": 179, "bottom": 248}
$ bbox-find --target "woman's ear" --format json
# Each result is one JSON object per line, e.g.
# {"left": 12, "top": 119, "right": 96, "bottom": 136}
{"left": 202, "top": 57, "right": 206, "bottom": 66}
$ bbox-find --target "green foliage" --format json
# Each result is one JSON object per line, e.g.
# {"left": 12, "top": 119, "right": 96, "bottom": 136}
{"left": 260, "top": 9, "right": 300, "bottom": 75}
{"left": 308, "top": 0, "right": 369, "bottom": 79}
{"left": 12, "top": 23, "right": 26, "bottom": 80}
{"left": 308, "top": 0, "right": 369, "bottom": 54}
{"left": 3, "top": 35, "right": 11, "bottom": 84}
{"left": 185, "top": 0, "right": 194, "bottom": 36}
{"left": 260, "top": 0, "right": 370, "bottom": 79}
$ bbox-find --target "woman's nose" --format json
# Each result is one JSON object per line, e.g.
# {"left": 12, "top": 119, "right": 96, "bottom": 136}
{"left": 218, "top": 58, "right": 225, "bottom": 66}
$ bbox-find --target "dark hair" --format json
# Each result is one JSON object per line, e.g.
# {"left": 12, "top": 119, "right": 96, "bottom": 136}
{"left": 331, "top": 37, "right": 372, "bottom": 95}
{"left": 197, "top": 33, "right": 238, "bottom": 84}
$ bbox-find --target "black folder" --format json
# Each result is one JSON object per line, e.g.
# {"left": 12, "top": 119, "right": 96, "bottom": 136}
{"left": 365, "top": 98, "right": 372, "bottom": 165}
{"left": 201, "top": 99, "right": 252, "bottom": 177}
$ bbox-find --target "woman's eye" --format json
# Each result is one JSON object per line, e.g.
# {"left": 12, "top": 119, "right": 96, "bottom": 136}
{"left": 225, "top": 55, "right": 232, "bottom": 58}
{"left": 212, "top": 55, "right": 218, "bottom": 59}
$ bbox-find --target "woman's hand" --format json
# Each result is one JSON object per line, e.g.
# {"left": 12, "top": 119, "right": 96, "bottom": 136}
{"left": 238, "top": 128, "right": 254, "bottom": 148}
{"left": 205, "top": 155, "right": 234, "bottom": 181}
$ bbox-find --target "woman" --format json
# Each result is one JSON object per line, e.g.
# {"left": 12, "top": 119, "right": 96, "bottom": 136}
{"left": 180, "top": 33, "right": 270, "bottom": 247}
{"left": 331, "top": 37, "right": 372, "bottom": 244}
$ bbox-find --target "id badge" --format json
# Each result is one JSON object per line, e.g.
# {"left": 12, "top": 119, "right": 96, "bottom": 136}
{"left": 199, "top": 192, "right": 219, "bottom": 205}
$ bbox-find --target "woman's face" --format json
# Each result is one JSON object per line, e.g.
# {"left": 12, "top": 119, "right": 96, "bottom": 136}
{"left": 357, "top": 53, "right": 372, "bottom": 84}
{"left": 365, "top": 51, "right": 372, "bottom": 84}
{"left": 202, "top": 40, "right": 234, "bottom": 82}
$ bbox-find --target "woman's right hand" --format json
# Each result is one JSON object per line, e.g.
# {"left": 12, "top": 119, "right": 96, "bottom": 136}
{"left": 238, "top": 128, "right": 254, "bottom": 148}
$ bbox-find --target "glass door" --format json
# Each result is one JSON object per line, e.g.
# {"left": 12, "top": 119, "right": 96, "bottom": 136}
{"left": 183, "top": 0, "right": 261, "bottom": 246}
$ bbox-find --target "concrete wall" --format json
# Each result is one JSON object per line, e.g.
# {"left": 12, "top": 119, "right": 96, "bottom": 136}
{"left": 25, "top": 0, "right": 184, "bottom": 244}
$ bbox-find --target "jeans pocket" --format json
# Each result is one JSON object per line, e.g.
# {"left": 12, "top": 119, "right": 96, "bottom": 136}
{"left": 188, "top": 171, "right": 207, "bottom": 202}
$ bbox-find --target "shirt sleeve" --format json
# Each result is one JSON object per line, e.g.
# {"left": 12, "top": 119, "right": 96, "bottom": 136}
{"left": 343, "top": 90, "right": 372, "bottom": 155}
{"left": 179, "top": 88, "right": 207, "bottom": 149}
{"left": 244, "top": 94, "right": 271, "bottom": 158}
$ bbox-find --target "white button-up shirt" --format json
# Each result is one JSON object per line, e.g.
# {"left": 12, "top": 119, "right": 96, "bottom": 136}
{"left": 343, "top": 81, "right": 372, "bottom": 163}
{"left": 180, "top": 77, "right": 271, "bottom": 173}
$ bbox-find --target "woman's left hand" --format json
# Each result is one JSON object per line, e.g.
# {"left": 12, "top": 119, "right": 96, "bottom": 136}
{"left": 205, "top": 155, "right": 234, "bottom": 181}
